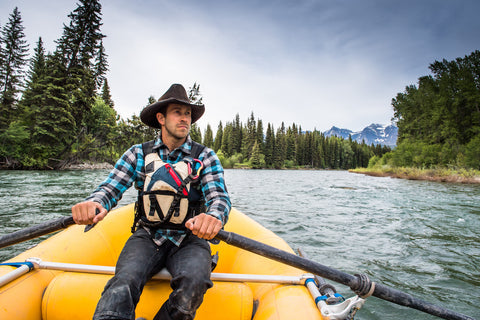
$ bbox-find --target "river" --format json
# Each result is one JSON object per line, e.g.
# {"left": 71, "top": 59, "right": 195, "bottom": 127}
{"left": 0, "top": 169, "right": 479, "bottom": 319}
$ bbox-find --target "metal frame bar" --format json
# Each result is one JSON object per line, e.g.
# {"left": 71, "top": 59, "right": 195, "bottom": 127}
{"left": 25, "top": 258, "right": 309, "bottom": 284}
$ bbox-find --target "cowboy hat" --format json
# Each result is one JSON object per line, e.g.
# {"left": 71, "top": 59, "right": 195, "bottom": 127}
{"left": 140, "top": 84, "right": 205, "bottom": 128}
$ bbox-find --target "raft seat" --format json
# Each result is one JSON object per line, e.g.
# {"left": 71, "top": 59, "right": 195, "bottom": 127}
{"left": 42, "top": 272, "right": 254, "bottom": 320}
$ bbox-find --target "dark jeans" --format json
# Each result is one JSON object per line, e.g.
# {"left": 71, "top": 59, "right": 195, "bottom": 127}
{"left": 93, "top": 228, "right": 213, "bottom": 320}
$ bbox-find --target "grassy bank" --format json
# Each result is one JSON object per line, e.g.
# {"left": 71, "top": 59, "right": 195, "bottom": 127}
{"left": 350, "top": 166, "right": 480, "bottom": 184}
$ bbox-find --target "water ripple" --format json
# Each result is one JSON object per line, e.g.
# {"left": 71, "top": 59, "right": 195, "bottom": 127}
{"left": 1, "top": 169, "right": 479, "bottom": 319}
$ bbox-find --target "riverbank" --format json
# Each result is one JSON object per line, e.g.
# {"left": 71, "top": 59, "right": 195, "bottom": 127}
{"left": 350, "top": 166, "right": 480, "bottom": 184}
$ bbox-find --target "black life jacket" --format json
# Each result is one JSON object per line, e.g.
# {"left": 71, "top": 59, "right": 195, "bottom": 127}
{"left": 133, "top": 140, "right": 206, "bottom": 232}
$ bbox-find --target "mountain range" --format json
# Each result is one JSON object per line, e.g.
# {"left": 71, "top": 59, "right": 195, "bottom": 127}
{"left": 323, "top": 123, "right": 398, "bottom": 147}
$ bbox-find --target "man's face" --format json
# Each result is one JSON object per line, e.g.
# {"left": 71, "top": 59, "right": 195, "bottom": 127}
{"left": 157, "top": 104, "right": 192, "bottom": 140}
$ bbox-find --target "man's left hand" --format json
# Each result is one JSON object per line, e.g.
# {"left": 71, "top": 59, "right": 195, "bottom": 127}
{"left": 185, "top": 213, "right": 222, "bottom": 240}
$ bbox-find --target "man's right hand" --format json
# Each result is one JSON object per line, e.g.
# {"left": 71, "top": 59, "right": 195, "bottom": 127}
{"left": 71, "top": 201, "right": 108, "bottom": 225}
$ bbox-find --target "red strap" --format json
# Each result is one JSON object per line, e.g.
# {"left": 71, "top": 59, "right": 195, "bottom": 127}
{"left": 165, "top": 164, "right": 188, "bottom": 196}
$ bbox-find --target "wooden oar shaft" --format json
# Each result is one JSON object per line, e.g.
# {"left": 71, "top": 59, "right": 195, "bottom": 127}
{"left": 215, "top": 230, "right": 475, "bottom": 320}
{"left": 0, "top": 216, "right": 74, "bottom": 249}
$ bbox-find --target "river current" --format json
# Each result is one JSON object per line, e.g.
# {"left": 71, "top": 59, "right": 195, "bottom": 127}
{"left": 0, "top": 169, "right": 479, "bottom": 319}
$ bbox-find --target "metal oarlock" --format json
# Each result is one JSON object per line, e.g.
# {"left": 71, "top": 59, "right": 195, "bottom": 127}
{"left": 304, "top": 275, "right": 365, "bottom": 320}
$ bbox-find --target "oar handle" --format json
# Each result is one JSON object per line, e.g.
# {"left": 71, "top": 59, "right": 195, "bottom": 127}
{"left": 0, "top": 216, "right": 75, "bottom": 250}
{"left": 215, "top": 230, "right": 476, "bottom": 320}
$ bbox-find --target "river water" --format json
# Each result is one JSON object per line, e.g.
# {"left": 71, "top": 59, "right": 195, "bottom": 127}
{"left": 0, "top": 169, "right": 478, "bottom": 319}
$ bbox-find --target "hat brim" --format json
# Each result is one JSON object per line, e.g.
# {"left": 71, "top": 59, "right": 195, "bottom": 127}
{"left": 140, "top": 98, "right": 205, "bottom": 129}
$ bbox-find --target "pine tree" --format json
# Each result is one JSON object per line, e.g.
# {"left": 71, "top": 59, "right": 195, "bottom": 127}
{"left": 221, "top": 122, "right": 233, "bottom": 157}
{"left": 256, "top": 118, "right": 264, "bottom": 153}
{"left": 264, "top": 123, "right": 275, "bottom": 167}
{"left": 188, "top": 82, "right": 203, "bottom": 105}
{"left": 273, "top": 122, "right": 286, "bottom": 168}
{"left": 190, "top": 123, "right": 202, "bottom": 143}
{"left": 54, "top": 0, "right": 107, "bottom": 131}
{"left": 286, "top": 124, "right": 297, "bottom": 162}
{"left": 101, "top": 78, "right": 114, "bottom": 108}
{"left": 187, "top": 82, "right": 203, "bottom": 144}
{"left": 20, "top": 37, "right": 47, "bottom": 138}
{"left": 214, "top": 121, "right": 223, "bottom": 152}
{"left": 241, "top": 111, "right": 256, "bottom": 157}
{"left": 232, "top": 114, "right": 242, "bottom": 154}
{"left": 203, "top": 124, "right": 214, "bottom": 148}
{"left": 0, "top": 7, "right": 29, "bottom": 131}
{"left": 250, "top": 141, "right": 264, "bottom": 169}
{"left": 94, "top": 39, "right": 108, "bottom": 88}
{"left": 31, "top": 53, "right": 76, "bottom": 166}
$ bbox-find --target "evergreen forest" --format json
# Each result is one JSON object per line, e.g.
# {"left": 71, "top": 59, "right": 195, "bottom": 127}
{"left": 1, "top": 1, "right": 478, "bottom": 171}
{"left": 370, "top": 50, "right": 480, "bottom": 170}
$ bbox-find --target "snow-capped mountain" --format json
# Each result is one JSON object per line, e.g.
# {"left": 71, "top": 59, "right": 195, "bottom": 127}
{"left": 324, "top": 123, "right": 398, "bottom": 146}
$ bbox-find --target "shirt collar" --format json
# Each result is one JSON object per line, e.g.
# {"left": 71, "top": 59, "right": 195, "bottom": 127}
{"left": 152, "top": 134, "right": 193, "bottom": 155}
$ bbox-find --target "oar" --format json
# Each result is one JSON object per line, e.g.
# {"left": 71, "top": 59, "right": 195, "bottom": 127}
{"left": 0, "top": 209, "right": 101, "bottom": 250}
{"left": 0, "top": 216, "right": 75, "bottom": 250}
{"left": 215, "top": 230, "right": 475, "bottom": 320}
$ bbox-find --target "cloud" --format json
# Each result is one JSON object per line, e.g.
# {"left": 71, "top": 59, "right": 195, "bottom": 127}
{"left": 2, "top": 0, "right": 479, "bottom": 132}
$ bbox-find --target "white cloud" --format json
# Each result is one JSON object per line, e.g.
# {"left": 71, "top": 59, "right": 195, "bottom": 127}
{"left": 1, "top": 0, "right": 479, "bottom": 133}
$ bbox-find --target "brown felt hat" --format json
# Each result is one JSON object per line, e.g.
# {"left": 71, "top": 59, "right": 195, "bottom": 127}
{"left": 140, "top": 84, "right": 205, "bottom": 128}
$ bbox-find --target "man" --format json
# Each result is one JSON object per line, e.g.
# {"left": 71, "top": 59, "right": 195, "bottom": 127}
{"left": 72, "top": 83, "right": 231, "bottom": 320}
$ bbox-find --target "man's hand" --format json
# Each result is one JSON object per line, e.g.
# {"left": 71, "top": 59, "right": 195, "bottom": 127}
{"left": 72, "top": 201, "right": 108, "bottom": 225}
{"left": 185, "top": 213, "right": 222, "bottom": 240}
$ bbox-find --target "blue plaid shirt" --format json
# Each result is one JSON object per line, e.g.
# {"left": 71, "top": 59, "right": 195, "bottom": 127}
{"left": 85, "top": 135, "right": 231, "bottom": 246}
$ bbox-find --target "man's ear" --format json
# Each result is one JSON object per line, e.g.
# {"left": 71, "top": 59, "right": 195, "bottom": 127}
{"left": 156, "top": 112, "right": 165, "bottom": 126}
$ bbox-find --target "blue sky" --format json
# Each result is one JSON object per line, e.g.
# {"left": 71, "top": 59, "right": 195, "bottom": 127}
{"left": 1, "top": 0, "right": 479, "bottom": 132}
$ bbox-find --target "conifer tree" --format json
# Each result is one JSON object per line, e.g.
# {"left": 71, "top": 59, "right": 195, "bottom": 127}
{"left": 213, "top": 121, "right": 223, "bottom": 152}
{"left": 203, "top": 124, "right": 214, "bottom": 148}
{"left": 273, "top": 122, "right": 286, "bottom": 168}
{"left": 286, "top": 125, "right": 297, "bottom": 162}
{"left": 0, "top": 7, "right": 29, "bottom": 131}
{"left": 241, "top": 111, "right": 256, "bottom": 157}
{"left": 101, "top": 78, "right": 114, "bottom": 108}
{"left": 250, "top": 141, "right": 264, "bottom": 169}
{"left": 94, "top": 39, "right": 108, "bottom": 88}
{"left": 232, "top": 114, "right": 242, "bottom": 154}
{"left": 264, "top": 123, "right": 275, "bottom": 167}
{"left": 188, "top": 82, "right": 203, "bottom": 105}
{"left": 190, "top": 123, "right": 202, "bottom": 143}
{"left": 32, "top": 52, "right": 76, "bottom": 166}
{"left": 256, "top": 119, "right": 264, "bottom": 152}
{"left": 221, "top": 122, "right": 233, "bottom": 157}
{"left": 54, "top": 0, "right": 107, "bottom": 132}
{"left": 20, "top": 37, "right": 47, "bottom": 138}
{"left": 187, "top": 82, "right": 203, "bottom": 143}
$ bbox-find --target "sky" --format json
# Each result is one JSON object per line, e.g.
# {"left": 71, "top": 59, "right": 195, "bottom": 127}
{"left": 1, "top": 0, "right": 479, "bottom": 132}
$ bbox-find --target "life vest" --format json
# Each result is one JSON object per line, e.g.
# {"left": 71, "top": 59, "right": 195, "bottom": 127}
{"left": 133, "top": 140, "right": 206, "bottom": 231}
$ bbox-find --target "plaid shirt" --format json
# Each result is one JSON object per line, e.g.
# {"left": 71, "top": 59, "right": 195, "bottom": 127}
{"left": 85, "top": 135, "right": 231, "bottom": 246}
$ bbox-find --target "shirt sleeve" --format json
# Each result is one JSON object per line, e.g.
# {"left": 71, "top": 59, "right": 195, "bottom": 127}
{"left": 85, "top": 144, "right": 143, "bottom": 211}
{"left": 199, "top": 147, "right": 231, "bottom": 226}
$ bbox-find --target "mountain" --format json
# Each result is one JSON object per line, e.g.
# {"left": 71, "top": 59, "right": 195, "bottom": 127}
{"left": 324, "top": 123, "right": 398, "bottom": 147}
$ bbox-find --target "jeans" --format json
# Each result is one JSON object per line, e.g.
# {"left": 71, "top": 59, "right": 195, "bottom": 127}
{"left": 93, "top": 228, "right": 213, "bottom": 320}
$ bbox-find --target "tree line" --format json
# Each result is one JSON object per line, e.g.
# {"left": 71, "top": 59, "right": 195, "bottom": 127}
{"left": 0, "top": 1, "right": 389, "bottom": 170}
{"left": 370, "top": 50, "right": 480, "bottom": 170}
{"left": 190, "top": 113, "right": 389, "bottom": 169}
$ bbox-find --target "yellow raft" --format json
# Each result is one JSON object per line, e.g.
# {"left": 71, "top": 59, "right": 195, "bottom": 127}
{"left": 0, "top": 204, "right": 324, "bottom": 320}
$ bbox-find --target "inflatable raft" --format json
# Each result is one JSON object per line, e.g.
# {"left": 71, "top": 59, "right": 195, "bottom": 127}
{"left": 0, "top": 204, "right": 327, "bottom": 320}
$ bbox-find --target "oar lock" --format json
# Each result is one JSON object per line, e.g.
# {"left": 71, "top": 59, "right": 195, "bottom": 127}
{"left": 351, "top": 273, "right": 375, "bottom": 299}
